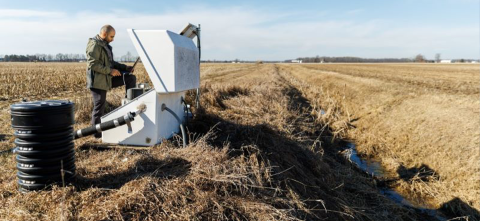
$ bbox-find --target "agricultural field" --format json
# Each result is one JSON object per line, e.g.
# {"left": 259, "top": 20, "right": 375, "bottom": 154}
{"left": 0, "top": 62, "right": 478, "bottom": 220}
{"left": 279, "top": 63, "right": 479, "bottom": 213}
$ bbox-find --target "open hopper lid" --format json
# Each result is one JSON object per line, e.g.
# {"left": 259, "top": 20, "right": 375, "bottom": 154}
{"left": 127, "top": 29, "right": 199, "bottom": 93}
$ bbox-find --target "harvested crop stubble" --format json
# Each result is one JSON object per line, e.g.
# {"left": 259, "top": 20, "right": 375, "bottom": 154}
{"left": 279, "top": 63, "right": 480, "bottom": 219}
{"left": 0, "top": 62, "right": 431, "bottom": 220}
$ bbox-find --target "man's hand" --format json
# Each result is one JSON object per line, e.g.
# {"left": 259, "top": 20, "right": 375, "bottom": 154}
{"left": 126, "top": 66, "right": 135, "bottom": 73}
{"left": 110, "top": 69, "right": 121, "bottom": 77}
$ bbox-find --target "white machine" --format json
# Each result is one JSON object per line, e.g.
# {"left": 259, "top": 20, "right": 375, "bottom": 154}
{"left": 101, "top": 24, "right": 200, "bottom": 146}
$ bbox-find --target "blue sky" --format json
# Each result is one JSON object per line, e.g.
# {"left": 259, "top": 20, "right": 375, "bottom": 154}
{"left": 0, "top": 0, "right": 477, "bottom": 60}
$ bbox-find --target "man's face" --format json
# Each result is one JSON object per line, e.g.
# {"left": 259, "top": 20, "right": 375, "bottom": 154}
{"left": 101, "top": 30, "right": 116, "bottom": 43}
{"left": 105, "top": 30, "right": 115, "bottom": 43}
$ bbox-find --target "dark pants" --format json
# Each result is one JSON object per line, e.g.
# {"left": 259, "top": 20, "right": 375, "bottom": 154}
{"left": 90, "top": 74, "right": 136, "bottom": 137}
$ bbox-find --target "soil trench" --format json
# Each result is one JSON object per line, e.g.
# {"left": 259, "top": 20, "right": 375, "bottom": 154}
{"left": 275, "top": 63, "right": 480, "bottom": 221}
{"left": 271, "top": 64, "right": 450, "bottom": 220}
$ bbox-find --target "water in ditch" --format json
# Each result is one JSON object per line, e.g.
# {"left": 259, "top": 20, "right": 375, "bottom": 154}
{"left": 343, "top": 142, "right": 447, "bottom": 220}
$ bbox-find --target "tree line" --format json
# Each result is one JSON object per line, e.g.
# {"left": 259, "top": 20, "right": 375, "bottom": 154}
{"left": 1, "top": 52, "right": 137, "bottom": 62}
{"left": 293, "top": 56, "right": 414, "bottom": 63}
{"left": 1, "top": 54, "right": 87, "bottom": 62}
{"left": 293, "top": 54, "right": 477, "bottom": 63}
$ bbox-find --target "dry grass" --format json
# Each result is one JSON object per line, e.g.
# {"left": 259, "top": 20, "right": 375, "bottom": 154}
{"left": 279, "top": 63, "right": 480, "bottom": 220}
{"left": 0, "top": 62, "right": 473, "bottom": 220}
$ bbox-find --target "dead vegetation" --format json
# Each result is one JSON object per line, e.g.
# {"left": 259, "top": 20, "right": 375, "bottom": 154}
{"left": 279, "top": 63, "right": 480, "bottom": 220}
{"left": 0, "top": 62, "right": 476, "bottom": 220}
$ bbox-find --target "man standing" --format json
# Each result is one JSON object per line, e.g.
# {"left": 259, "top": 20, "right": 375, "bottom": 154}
{"left": 86, "top": 24, "right": 136, "bottom": 138}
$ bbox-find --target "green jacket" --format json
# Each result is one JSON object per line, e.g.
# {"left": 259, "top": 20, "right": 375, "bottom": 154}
{"left": 85, "top": 35, "right": 127, "bottom": 91}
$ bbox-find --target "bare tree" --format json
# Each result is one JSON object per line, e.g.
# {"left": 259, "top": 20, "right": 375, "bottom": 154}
{"left": 415, "top": 54, "right": 426, "bottom": 63}
{"left": 56, "top": 53, "right": 64, "bottom": 61}
{"left": 435, "top": 53, "right": 441, "bottom": 63}
{"left": 126, "top": 51, "right": 132, "bottom": 62}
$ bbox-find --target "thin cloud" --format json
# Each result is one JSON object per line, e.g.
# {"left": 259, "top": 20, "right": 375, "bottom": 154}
{"left": 0, "top": 6, "right": 477, "bottom": 60}
{"left": 345, "top": 8, "right": 364, "bottom": 15}
{"left": 0, "top": 9, "right": 65, "bottom": 18}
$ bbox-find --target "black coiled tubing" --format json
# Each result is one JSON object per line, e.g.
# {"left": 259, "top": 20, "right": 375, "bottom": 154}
{"left": 10, "top": 100, "right": 75, "bottom": 192}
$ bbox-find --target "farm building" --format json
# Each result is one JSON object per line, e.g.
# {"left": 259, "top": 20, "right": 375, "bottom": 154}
{"left": 291, "top": 59, "right": 303, "bottom": 63}
{"left": 440, "top": 60, "right": 452, "bottom": 63}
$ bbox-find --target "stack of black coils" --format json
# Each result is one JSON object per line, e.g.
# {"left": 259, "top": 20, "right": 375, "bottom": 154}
{"left": 10, "top": 100, "right": 75, "bottom": 192}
